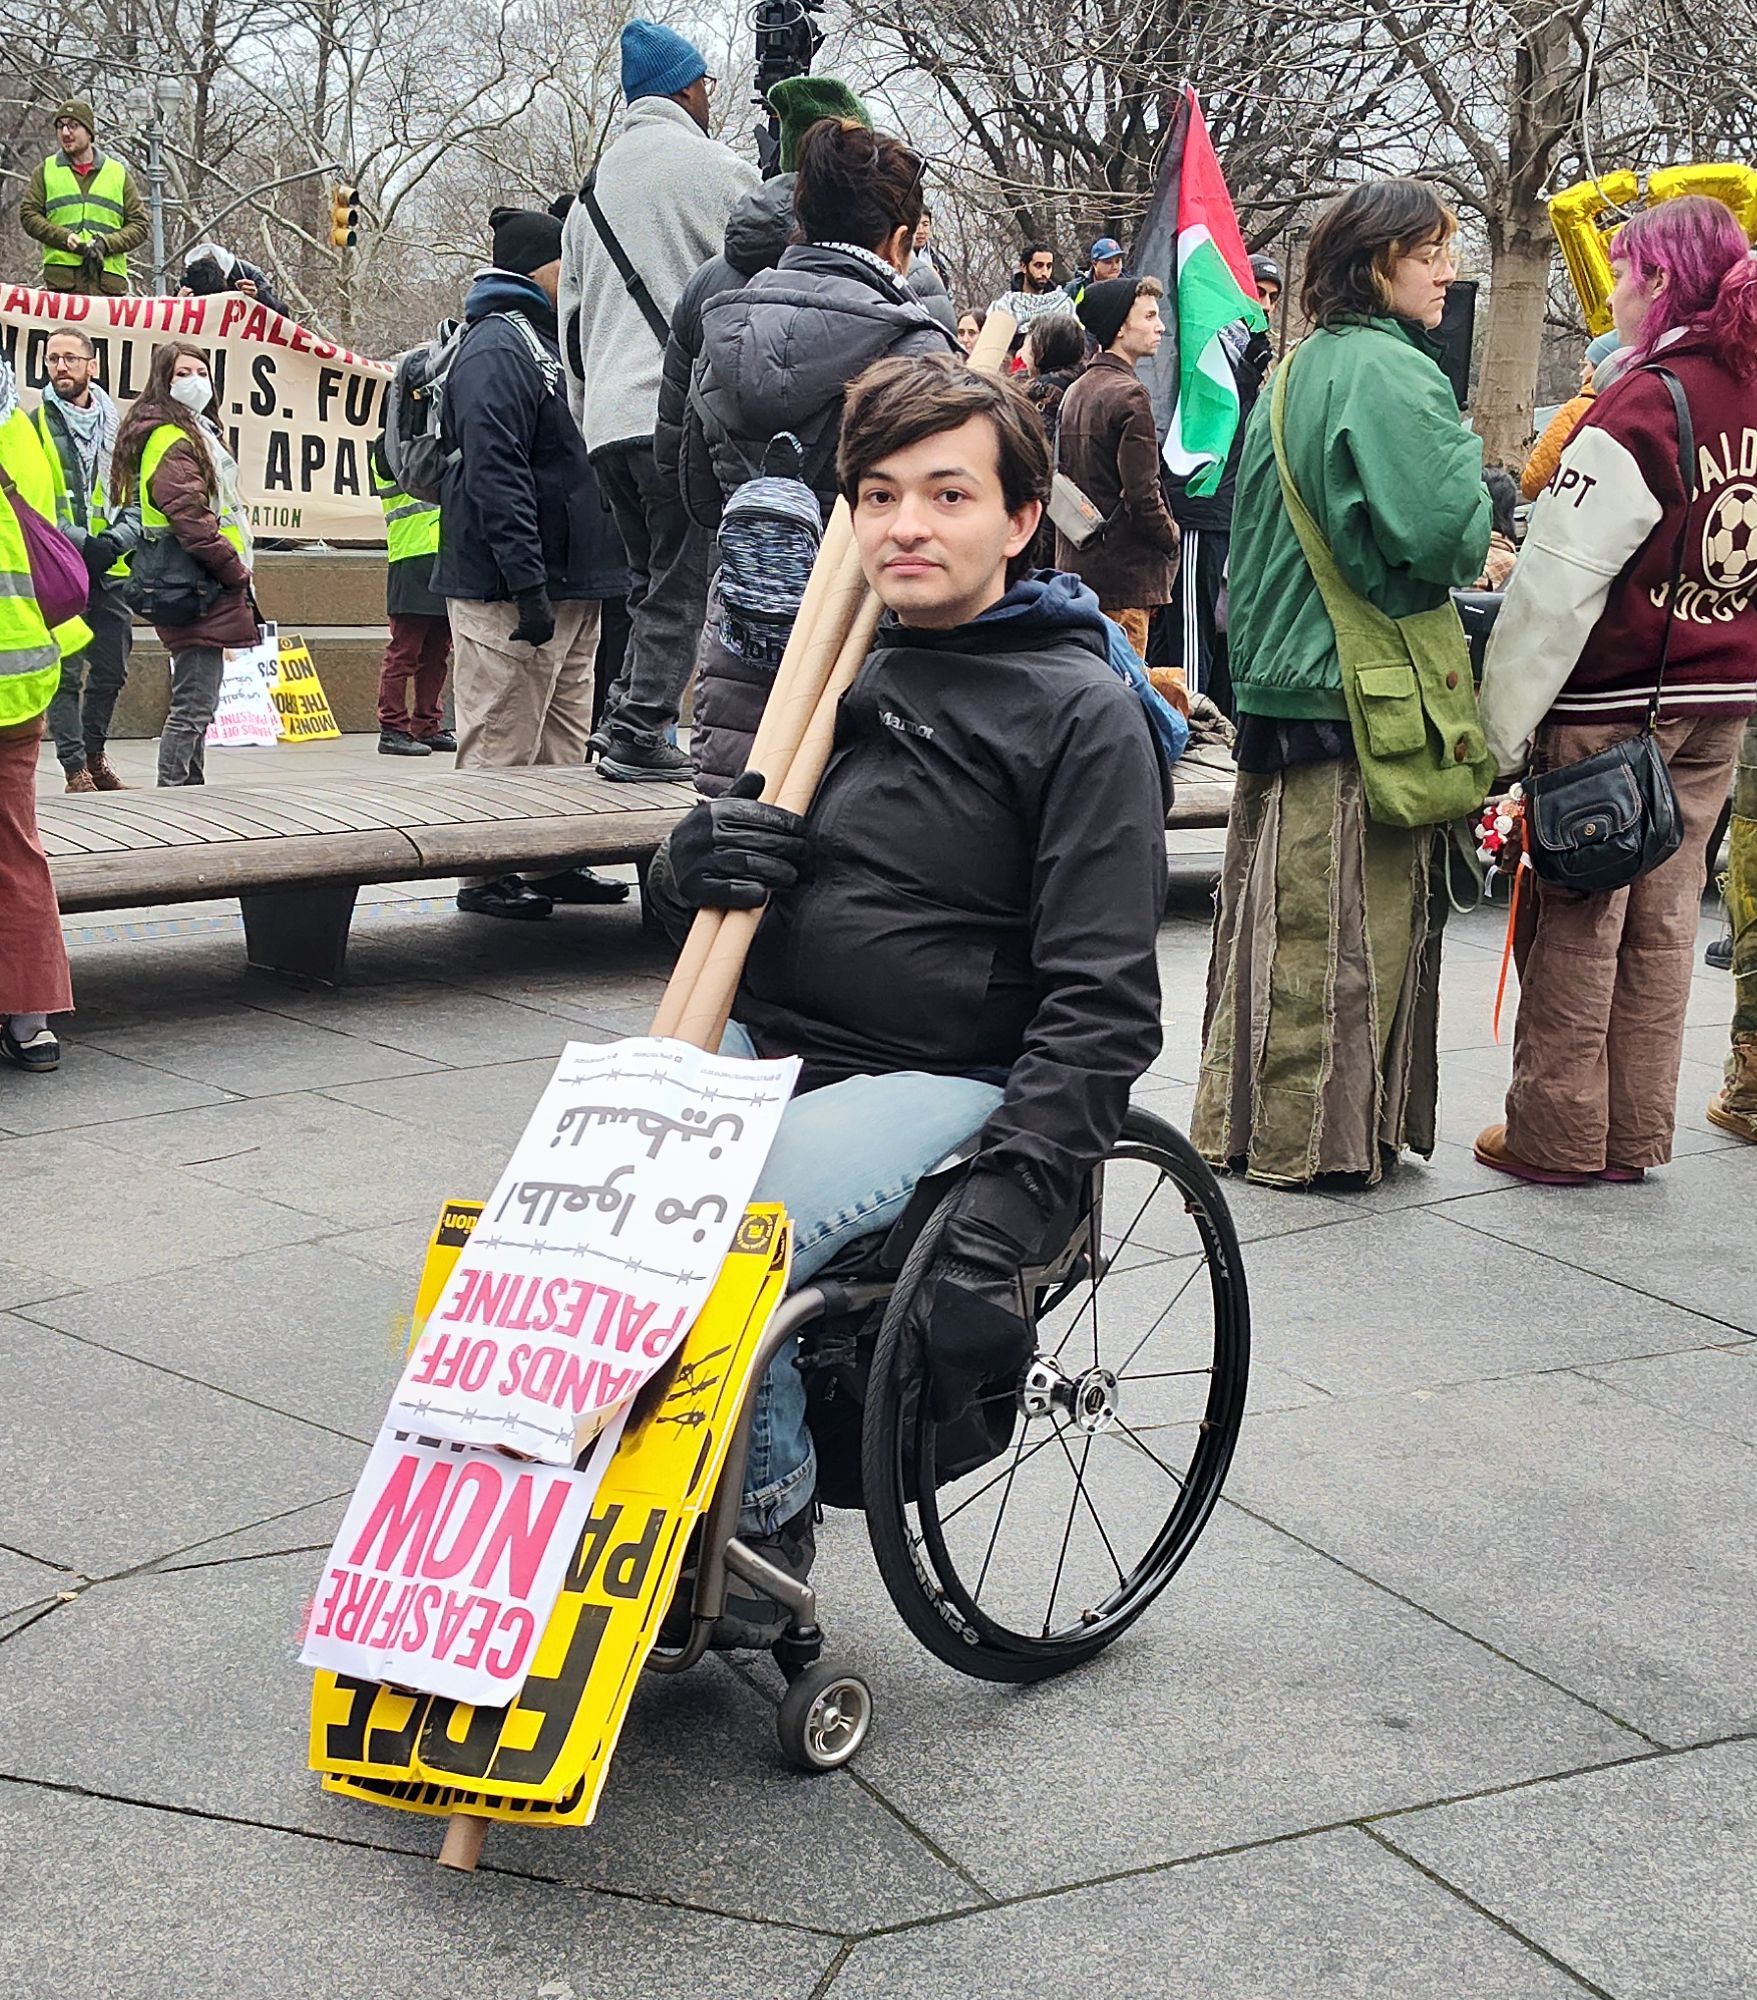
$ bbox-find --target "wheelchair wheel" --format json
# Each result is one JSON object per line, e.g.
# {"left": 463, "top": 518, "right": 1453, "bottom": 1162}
{"left": 860, "top": 1106, "right": 1249, "bottom": 1682}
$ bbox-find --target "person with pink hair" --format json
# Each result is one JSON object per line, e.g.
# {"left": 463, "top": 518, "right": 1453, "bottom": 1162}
{"left": 1476, "top": 195, "right": 1757, "bottom": 1183}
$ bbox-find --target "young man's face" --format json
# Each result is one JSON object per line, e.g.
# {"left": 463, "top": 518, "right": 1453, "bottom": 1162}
{"left": 913, "top": 215, "right": 931, "bottom": 250}
{"left": 57, "top": 118, "right": 93, "bottom": 160}
{"left": 1025, "top": 250, "right": 1055, "bottom": 291}
{"left": 1092, "top": 253, "right": 1123, "bottom": 282}
{"left": 1111, "top": 291, "right": 1163, "bottom": 362}
{"left": 45, "top": 336, "right": 95, "bottom": 399}
{"left": 852, "top": 415, "right": 1041, "bottom": 630}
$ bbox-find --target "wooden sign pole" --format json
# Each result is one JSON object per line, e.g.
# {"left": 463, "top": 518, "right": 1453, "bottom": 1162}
{"left": 436, "top": 313, "right": 1016, "bottom": 1874}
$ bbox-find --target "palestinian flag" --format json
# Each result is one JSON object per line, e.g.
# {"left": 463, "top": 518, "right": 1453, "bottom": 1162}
{"left": 1157, "top": 88, "right": 1268, "bottom": 499}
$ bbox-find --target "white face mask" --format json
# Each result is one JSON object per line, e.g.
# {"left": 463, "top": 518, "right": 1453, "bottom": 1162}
{"left": 169, "top": 373, "right": 212, "bottom": 413}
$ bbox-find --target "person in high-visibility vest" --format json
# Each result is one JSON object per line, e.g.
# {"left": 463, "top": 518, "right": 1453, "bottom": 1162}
{"left": 19, "top": 100, "right": 149, "bottom": 298}
{"left": 370, "top": 436, "right": 452, "bottom": 756}
{"left": 111, "top": 340, "right": 259, "bottom": 787}
{"left": 36, "top": 326, "right": 140, "bottom": 792}
{"left": 0, "top": 349, "right": 95, "bottom": 1074}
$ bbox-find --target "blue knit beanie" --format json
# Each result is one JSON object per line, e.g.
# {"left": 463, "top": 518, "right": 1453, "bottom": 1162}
{"left": 621, "top": 19, "right": 707, "bottom": 103}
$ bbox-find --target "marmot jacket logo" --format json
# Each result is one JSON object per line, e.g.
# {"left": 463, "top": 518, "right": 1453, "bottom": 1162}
{"left": 880, "top": 709, "right": 934, "bottom": 741}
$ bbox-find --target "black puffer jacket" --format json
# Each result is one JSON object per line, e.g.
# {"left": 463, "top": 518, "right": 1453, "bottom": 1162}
{"left": 655, "top": 176, "right": 797, "bottom": 502}
{"left": 651, "top": 572, "right": 1168, "bottom": 1260}
{"left": 680, "top": 242, "right": 957, "bottom": 528}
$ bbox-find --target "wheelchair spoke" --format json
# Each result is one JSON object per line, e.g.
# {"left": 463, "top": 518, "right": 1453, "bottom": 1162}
{"left": 1040, "top": 1436, "right": 1086, "bottom": 1638}
{"left": 1115, "top": 1257, "right": 1204, "bottom": 1378}
{"left": 941, "top": 1425, "right": 1059, "bottom": 1530}
{"left": 1052, "top": 1423, "right": 1126, "bottom": 1590}
{"left": 972, "top": 1425, "right": 1038, "bottom": 1600}
{"left": 1117, "top": 1367, "right": 1212, "bottom": 1382}
{"left": 1104, "top": 1417, "right": 1189, "bottom": 1490}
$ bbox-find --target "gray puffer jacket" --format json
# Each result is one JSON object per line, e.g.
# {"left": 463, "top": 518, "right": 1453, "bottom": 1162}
{"left": 680, "top": 241, "right": 957, "bottom": 529}
{"left": 654, "top": 176, "right": 797, "bottom": 505}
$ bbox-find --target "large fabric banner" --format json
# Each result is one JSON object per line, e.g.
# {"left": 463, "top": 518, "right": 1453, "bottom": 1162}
{"left": 0, "top": 285, "right": 391, "bottom": 543}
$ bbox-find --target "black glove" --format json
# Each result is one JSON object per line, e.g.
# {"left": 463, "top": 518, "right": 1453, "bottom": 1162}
{"left": 666, "top": 770, "right": 811, "bottom": 910}
{"left": 511, "top": 586, "right": 555, "bottom": 647}
{"left": 908, "top": 1209, "right": 1035, "bottom": 1424}
{"left": 81, "top": 531, "right": 121, "bottom": 577}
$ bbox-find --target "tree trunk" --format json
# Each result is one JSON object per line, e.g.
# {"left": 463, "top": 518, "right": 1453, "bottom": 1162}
{"left": 1473, "top": 219, "right": 1553, "bottom": 468}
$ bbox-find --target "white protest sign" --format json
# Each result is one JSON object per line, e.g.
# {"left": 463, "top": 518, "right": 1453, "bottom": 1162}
{"left": 300, "top": 1410, "right": 626, "bottom": 1705}
{"left": 385, "top": 1037, "right": 799, "bottom": 1465}
{"left": 206, "top": 626, "right": 281, "bottom": 748}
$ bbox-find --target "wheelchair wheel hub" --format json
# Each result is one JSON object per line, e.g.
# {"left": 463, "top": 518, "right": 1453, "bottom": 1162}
{"left": 1021, "top": 1355, "right": 1120, "bottom": 1435}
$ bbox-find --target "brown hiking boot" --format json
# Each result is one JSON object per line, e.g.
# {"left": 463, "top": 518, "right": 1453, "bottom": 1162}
{"left": 1708, "top": 1043, "right": 1757, "bottom": 1144}
{"left": 87, "top": 754, "right": 126, "bottom": 790}
{"left": 63, "top": 767, "right": 97, "bottom": 794}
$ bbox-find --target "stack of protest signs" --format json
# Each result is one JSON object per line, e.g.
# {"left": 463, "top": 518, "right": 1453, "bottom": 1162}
{"left": 302, "top": 1038, "right": 798, "bottom": 1824}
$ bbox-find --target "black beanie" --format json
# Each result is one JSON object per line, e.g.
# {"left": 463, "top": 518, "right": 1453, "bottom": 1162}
{"left": 1076, "top": 276, "right": 1140, "bottom": 353}
{"left": 490, "top": 205, "right": 563, "bottom": 276}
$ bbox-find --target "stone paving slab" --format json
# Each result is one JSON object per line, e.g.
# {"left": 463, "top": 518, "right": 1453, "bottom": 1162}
{"left": 1579, "top": 1342, "right": 1757, "bottom": 1446}
{"left": 830, "top": 1825, "right": 1593, "bottom": 1999}
{"left": 0, "top": 1043, "right": 234, "bottom": 1137}
{"left": 1442, "top": 1145, "right": 1757, "bottom": 1332}
{"left": 324, "top": 1056, "right": 569, "bottom": 1149}
{"left": 785, "top": 1505, "right": 1632, "bottom": 1899}
{"left": 0, "top": 1782, "right": 841, "bottom": 2000}
{"left": 23, "top": 1241, "right": 411, "bottom": 1441}
{"left": 1388, "top": 1741, "right": 1757, "bottom": 2000}
{"left": 249, "top": 981, "right": 595, "bottom": 1068}
{"left": 0, "top": 1557, "right": 976, "bottom": 1936}
{"left": 71, "top": 1004, "right": 444, "bottom": 1098}
{"left": 1231, "top": 1370, "right": 1757, "bottom": 1744}
{"left": 0, "top": 1130, "right": 327, "bottom": 1288}
{"left": 0, "top": 1315, "right": 364, "bottom": 1576}
{"left": 153, "top": 1493, "right": 349, "bottom": 1573}
{"left": 0, "top": 1546, "right": 76, "bottom": 1616}
{"left": 1218, "top": 1204, "right": 1731, "bottom": 1398}
{"left": 73, "top": 1090, "right": 510, "bottom": 1230}
{"left": 0, "top": 1252, "right": 70, "bottom": 1311}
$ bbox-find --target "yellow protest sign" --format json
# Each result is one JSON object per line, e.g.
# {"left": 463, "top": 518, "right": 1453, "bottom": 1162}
{"left": 309, "top": 1200, "right": 791, "bottom": 1827}
{"left": 271, "top": 633, "right": 341, "bottom": 742}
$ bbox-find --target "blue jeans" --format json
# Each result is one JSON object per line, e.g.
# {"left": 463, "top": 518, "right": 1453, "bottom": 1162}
{"left": 721, "top": 1022, "right": 1004, "bottom": 1535}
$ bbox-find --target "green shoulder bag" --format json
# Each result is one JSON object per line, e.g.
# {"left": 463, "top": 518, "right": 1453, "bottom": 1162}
{"left": 1268, "top": 357, "right": 1494, "bottom": 829}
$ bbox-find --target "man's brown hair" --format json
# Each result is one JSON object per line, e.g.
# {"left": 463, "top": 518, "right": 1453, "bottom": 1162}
{"left": 838, "top": 353, "right": 1051, "bottom": 517}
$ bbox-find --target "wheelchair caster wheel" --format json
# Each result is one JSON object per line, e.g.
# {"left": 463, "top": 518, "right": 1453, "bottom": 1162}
{"left": 776, "top": 1661, "right": 873, "bottom": 1772}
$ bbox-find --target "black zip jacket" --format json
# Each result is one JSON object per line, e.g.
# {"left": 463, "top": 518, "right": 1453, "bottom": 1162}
{"left": 653, "top": 572, "right": 1167, "bottom": 1258}
{"left": 434, "top": 270, "right": 627, "bottom": 602}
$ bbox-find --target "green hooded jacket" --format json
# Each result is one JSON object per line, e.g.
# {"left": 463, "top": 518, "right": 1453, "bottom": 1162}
{"left": 1228, "top": 316, "right": 1490, "bottom": 721}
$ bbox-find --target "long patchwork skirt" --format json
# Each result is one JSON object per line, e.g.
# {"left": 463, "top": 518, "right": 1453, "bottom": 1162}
{"left": 1191, "top": 756, "right": 1439, "bottom": 1186}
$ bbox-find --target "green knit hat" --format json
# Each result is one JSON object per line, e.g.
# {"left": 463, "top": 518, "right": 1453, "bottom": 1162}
{"left": 767, "top": 75, "right": 871, "bottom": 173}
{"left": 54, "top": 99, "right": 96, "bottom": 136}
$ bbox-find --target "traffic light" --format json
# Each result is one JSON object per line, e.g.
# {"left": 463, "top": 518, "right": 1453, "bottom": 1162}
{"left": 329, "top": 182, "right": 359, "bottom": 250}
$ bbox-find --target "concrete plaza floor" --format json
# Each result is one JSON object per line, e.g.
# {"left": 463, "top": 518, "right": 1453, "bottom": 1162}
{"left": 4, "top": 736, "right": 1753, "bottom": 1998}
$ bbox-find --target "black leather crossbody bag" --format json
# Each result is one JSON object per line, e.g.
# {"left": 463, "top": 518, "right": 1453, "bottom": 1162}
{"left": 1525, "top": 365, "right": 1693, "bottom": 893}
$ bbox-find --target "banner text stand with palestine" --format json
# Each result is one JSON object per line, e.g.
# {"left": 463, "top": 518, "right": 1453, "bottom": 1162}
{"left": 0, "top": 288, "right": 392, "bottom": 543}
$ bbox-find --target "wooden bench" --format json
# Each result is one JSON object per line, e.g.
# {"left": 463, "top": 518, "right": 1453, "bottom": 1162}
{"left": 40, "top": 769, "right": 695, "bottom": 984}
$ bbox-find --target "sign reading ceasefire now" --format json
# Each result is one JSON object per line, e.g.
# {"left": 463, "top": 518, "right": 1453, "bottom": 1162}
{"left": 309, "top": 1200, "right": 791, "bottom": 1828}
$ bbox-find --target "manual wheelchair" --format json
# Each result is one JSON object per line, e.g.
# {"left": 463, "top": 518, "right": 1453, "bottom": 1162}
{"left": 645, "top": 1103, "right": 1251, "bottom": 1771}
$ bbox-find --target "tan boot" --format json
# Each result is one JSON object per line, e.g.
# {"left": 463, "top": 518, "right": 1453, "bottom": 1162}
{"left": 63, "top": 766, "right": 96, "bottom": 794}
{"left": 87, "top": 753, "right": 127, "bottom": 790}
{"left": 1706, "top": 1040, "right": 1757, "bottom": 1144}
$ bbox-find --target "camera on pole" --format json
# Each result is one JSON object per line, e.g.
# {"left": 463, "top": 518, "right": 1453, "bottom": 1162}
{"left": 329, "top": 182, "right": 359, "bottom": 250}
{"left": 752, "top": 0, "right": 825, "bottom": 175}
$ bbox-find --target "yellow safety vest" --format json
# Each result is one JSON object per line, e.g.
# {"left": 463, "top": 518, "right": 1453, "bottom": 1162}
{"left": 139, "top": 422, "right": 249, "bottom": 558}
{"left": 373, "top": 460, "right": 440, "bottom": 564}
{"left": 0, "top": 408, "right": 89, "bottom": 726}
{"left": 30, "top": 403, "right": 127, "bottom": 583}
{"left": 40, "top": 154, "right": 131, "bottom": 282}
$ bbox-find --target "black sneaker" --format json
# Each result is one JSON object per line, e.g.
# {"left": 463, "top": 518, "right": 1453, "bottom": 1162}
{"left": 455, "top": 875, "right": 553, "bottom": 920}
{"left": 1707, "top": 934, "right": 1734, "bottom": 970}
{"left": 379, "top": 728, "right": 431, "bottom": 757}
{"left": 1, "top": 1022, "right": 60, "bottom": 1072}
{"left": 657, "top": 1505, "right": 817, "bottom": 1653}
{"left": 421, "top": 729, "right": 457, "bottom": 753}
{"left": 523, "top": 867, "right": 631, "bottom": 905}
{"left": 598, "top": 735, "right": 693, "bottom": 782}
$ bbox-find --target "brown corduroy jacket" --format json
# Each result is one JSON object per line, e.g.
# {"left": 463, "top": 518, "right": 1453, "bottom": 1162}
{"left": 1052, "top": 351, "right": 1181, "bottom": 611}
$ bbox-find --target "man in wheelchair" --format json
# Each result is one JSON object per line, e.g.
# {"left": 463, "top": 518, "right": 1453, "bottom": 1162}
{"left": 648, "top": 354, "right": 1169, "bottom": 1643}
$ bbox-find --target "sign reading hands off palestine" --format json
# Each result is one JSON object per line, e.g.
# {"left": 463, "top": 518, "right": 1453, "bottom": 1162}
{"left": 385, "top": 1038, "right": 799, "bottom": 1464}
